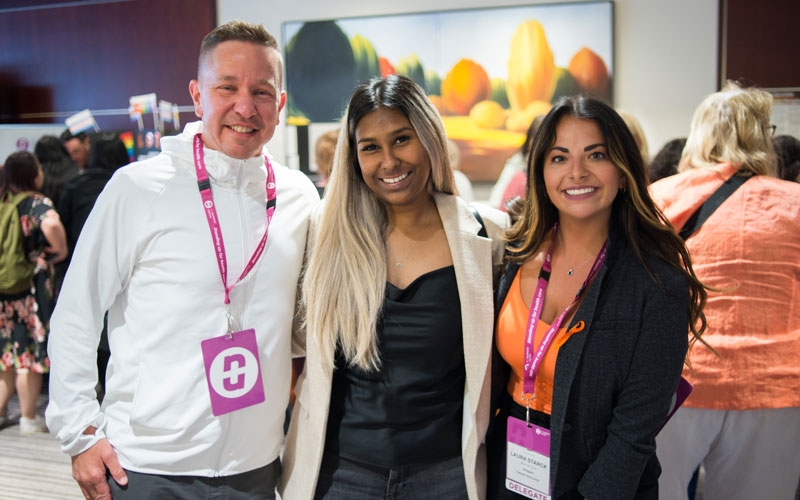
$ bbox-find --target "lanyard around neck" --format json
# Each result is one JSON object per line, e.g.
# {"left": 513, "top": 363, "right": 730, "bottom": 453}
{"left": 192, "top": 133, "right": 277, "bottom": 305}
{"left": 522, "top": 222, "right": 607, "bottom": 400}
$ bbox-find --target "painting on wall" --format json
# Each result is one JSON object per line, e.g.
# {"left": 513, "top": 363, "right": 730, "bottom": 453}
{"left": 282, "top": 1, "right": 614, "bottom": 181}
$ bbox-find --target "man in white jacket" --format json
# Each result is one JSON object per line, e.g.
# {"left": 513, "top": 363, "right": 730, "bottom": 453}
{"left": 45, "top": 21, "right": 319, "bottom": 499}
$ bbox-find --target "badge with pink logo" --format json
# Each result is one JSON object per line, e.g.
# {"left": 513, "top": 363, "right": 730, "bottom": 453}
{"left": 201, "top": 329, "right": 265, "bottom": 416}
{"left": 506, "top": 416, "right": 551, "bottom": 499}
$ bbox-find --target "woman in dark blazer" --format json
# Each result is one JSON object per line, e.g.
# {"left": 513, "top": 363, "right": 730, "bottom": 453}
{"left": 487, "top": 96, "right": 707, "bottom": 500}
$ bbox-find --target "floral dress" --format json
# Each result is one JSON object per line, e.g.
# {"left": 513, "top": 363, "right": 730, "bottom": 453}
{"left": 0, "top": 194, "right": 53, "bottom": 374}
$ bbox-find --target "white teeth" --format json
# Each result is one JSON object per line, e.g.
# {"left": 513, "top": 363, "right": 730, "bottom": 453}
{"left": 383, "top": 172, "right": 410, "bottom": 184}
{"left": 230, "top": 125, "right": 254, "bottom": 133}
{"left": 566, "top": 187, "right": 595, "bottom": 195}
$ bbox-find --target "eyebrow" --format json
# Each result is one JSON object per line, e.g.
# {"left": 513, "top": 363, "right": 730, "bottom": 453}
{"left": 356, "top": 126, "right": 414, "bottom": 145}
{"left": 217, "top": 75, "right": 277, "bottom": 88}
{"left": 551, "top": 143, "right": 606, "bottom": 153}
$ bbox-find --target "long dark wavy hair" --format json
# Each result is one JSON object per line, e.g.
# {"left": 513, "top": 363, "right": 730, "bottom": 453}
{"left": 34, "top": 135, "right": 78, "bottom": 206}
{"left": 506, "top": 95, "right": 708, "bottom": 347}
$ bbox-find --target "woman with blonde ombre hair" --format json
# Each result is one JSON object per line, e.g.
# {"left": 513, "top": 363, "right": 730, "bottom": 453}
{"left": 280, "top": 75, "right": 508, "bottom": 500}
{"left": 651, "top": 81, "right": 800, "bottom": 500}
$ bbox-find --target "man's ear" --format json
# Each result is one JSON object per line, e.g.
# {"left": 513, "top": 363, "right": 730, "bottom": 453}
{"left": 189, "top": 79, "right": 203, "bottom": 118}
{"left": 276, "top": 91, "right": 287, "bottom": 125}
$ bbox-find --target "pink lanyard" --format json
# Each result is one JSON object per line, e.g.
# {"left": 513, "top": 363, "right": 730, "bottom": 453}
{"left": 522, "top": 223, "right": 607, "bottom": 403}
{"left": 192, "top": 133, "right": 277, "bottom": 306}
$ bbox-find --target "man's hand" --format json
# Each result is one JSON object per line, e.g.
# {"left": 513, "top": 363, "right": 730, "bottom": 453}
{"left": 71, "top": 436, "right": 128, "bottom": 500}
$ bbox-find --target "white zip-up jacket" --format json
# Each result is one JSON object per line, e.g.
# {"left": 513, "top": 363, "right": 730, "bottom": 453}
{"left": 46, "top": 121, "right": 319, "bottom": 476}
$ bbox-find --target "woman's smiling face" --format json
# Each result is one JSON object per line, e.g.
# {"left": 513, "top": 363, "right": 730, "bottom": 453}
{"left": 543, "top": 115, "right": 625, "bottom": 226}
{"left": 355, "top": 107, "right": 432, "bottom": 211}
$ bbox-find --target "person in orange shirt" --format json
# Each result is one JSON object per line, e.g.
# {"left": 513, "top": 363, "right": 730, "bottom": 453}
{"left": 487, "top": 95, "right": 707, "bottom": 499}
{"left": 651, "top": 82, "right": 800, "bottom": 500}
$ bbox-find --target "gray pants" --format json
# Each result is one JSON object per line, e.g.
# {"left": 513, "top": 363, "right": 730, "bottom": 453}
{"left": 108, "top": 458, "right": 280, "bottom": 499}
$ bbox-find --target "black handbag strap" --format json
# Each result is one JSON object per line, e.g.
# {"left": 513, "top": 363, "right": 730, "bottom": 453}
{"left": 678, "top": 174, "right": 749, "bottom": 240}
{"left": 471, "top": 205, "right": 487, "bottom": 238}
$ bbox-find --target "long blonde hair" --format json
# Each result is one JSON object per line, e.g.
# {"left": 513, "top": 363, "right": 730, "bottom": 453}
{"left": 302, "top": 75, "right": 455, "bottom": 371}
{"left": 680, "top": 81, "right": 777, "bottom": 177}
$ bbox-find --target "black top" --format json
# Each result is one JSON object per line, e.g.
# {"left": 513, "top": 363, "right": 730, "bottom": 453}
{"left": 325, "top": 265, "right": 466, "bottom": 468}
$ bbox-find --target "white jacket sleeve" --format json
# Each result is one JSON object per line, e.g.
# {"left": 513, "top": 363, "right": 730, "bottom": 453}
{"left": 45, "top": 167, "right": 144, "bottom": 456}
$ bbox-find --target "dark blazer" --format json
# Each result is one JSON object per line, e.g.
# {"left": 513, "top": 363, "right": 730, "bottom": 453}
{"left": 491, "top": 222, "right": 689, "bottom": 499}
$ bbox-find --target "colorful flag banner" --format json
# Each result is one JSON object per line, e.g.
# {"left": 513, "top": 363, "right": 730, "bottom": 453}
{"left": 118, "top": 130, "right": 136, "bottom": 162}
{"left": 129, "top": 93, "right": 159, "bottom": 131}
{"left": 159, "top": 100, "right": 175, "bottom": 123}
{"left": 65, "top": 109, "right": 99, "bottom": 134}
{"left": 129, "top": 92, "right": 157, "bottom": 113}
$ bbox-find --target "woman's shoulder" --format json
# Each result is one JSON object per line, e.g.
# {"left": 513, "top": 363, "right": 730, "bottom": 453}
{"left": 608, "top": 236, "right": 687, "bottom": 293}
{"left": 14, "top": 194, "right": 54, "bottom": 239}
{"left": 19, "top": 193, "right": 54, "bottom": 215}
{"left": 747, "top": 174, "right": 800, "bottom": 200}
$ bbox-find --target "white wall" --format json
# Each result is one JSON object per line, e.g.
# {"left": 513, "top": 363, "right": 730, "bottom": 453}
{"left": 217, "top": 0, "right": 718, "bottom": 165}
{"left": 0, "top": 124, "right": 66, "bottom": 165}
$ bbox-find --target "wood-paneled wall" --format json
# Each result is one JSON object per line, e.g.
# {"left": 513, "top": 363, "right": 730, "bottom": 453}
{"left": 721, "top": 0, "right": 799, "bottom": 89}
{"left": 0, "top": 0, "right": 215, "bottom": 130}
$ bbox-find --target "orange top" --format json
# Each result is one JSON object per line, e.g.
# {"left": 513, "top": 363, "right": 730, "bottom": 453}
{"left": 496, "top": 267, "right": 575, "bottom": 413}
{"left": 650, "top": 164, "right": 800, "bottom": 410}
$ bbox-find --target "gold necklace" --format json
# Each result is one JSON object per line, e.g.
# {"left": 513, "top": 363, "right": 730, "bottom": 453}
{"left": 558, "top": 229, "right": 596, "bottom": 277}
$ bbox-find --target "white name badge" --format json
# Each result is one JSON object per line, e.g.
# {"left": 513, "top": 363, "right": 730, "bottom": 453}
{"left": 506, "top": 416, "right": 551, "bottom": 500}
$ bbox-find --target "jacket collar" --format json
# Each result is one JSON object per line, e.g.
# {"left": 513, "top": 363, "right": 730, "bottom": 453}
{"left": 160, "top": 121, "right": 268, "bottom": 190}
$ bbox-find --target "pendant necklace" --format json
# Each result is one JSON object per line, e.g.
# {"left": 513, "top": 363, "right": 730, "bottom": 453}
{"left": 558, "top": 228, "right": 597, "bottom": 277}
